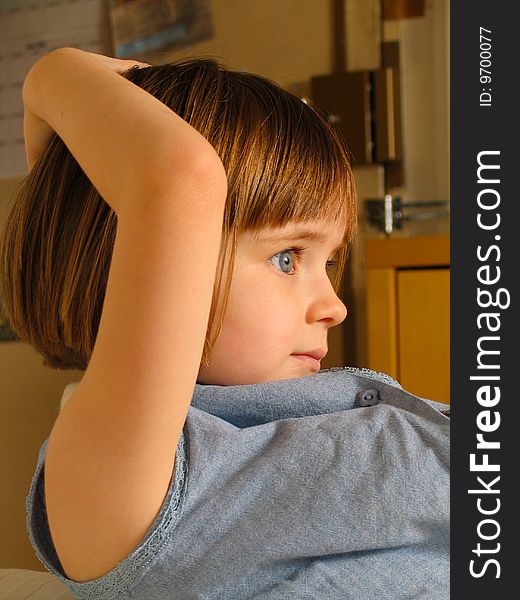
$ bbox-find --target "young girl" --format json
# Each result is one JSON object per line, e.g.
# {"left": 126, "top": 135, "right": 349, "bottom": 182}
{"left": 0, "top": 48, "right": 449, "bottom": 599}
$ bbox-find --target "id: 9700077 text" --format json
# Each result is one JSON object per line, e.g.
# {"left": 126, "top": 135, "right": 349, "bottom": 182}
{"left": 480, "top": 27, "right": 492, "bottom": 107}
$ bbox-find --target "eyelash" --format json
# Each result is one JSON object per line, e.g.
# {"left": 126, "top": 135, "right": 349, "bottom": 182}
{"left": 269, "top": 246, "right": 338, "bottom": 276}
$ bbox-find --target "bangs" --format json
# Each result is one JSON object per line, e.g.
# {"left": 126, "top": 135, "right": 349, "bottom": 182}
{"left": 218, "top": 73, "right": 357, "bottom": 246}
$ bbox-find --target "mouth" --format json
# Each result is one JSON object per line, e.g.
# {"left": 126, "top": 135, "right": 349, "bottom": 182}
{"left": 291, "top": 349, "right": 326, "bottom": 372}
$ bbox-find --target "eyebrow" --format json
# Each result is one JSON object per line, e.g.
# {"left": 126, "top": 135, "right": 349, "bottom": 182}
{"left": 257, "top": 229, "right": 347, "bottom": 250}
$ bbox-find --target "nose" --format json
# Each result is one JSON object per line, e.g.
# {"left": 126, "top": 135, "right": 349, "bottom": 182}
{"left": 307, "top": 276, "right": 348, "bottom": 327}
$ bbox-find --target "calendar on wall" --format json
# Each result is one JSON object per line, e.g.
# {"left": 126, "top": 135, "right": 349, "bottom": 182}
{"left": 0, "top": 0, "right": 214, "bottom": 178}
{"left": 0, "top": 0, "right": 112, "bottom": 178}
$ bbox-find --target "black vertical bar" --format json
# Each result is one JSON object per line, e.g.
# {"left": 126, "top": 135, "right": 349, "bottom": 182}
{"left": 451, "top": 1, "right": 517, "bottom": 596}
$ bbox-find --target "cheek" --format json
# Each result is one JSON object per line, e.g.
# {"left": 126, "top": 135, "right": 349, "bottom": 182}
{"left": 224, "top": 281, "right": 268, "bottom": 339}
{"left": 222, "top": 281, "right": 273, "bottom": 338}
{"left": 243, "top": 283, "right": 300, "bottom": 346}
{"left": 223, "top": 274, "right": 294, "bottom": 345}
{"left": 213, "top": 277, "right": 259, "bottom": 345}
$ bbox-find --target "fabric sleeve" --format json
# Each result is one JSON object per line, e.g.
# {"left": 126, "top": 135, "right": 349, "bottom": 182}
{"left": 25, "top": 430, "right": 188, "bottom": 600}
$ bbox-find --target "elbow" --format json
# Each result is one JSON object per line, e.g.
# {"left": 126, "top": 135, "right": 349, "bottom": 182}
{"left": 184, "top": 142, "right": 228, "bottom": 193}
{"left": 148, "top": 142, "right": 228, "bottom": 211}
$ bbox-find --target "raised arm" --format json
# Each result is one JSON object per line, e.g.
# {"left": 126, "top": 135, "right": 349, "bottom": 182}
{"left": 26, "top": 49, "right": 227, "bottom": 581}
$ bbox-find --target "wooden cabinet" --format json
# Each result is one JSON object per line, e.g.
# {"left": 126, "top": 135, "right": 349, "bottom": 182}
{"left": 364, "top": 235, "right": 449, "bottom": 404}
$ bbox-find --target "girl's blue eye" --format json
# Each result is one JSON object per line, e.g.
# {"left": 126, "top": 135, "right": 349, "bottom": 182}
{"left": 270, "top": 250, "right": 296, "bottom": 274}
{"left": 269, "top": 247, "right": 337, "bottom": 275}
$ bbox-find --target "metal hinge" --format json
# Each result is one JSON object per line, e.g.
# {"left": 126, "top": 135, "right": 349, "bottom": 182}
{"left": 366, "top": 195, "right": 450, "bottom": 235}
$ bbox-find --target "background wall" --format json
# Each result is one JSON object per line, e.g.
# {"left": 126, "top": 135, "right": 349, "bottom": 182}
{"left": 0, "top": 0, "right": 449, "bottom": 571}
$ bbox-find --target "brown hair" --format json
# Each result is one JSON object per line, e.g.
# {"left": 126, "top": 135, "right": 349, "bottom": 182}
{"left": 0, "top": 57, "right": 357, "bottom": 371}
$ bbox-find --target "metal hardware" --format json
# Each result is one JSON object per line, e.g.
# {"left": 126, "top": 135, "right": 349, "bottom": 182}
{"left": 366, "top": 195, "right": 450, "bottom": 235}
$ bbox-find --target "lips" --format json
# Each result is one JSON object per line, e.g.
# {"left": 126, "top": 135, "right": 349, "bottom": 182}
{"left": 291, "top": 348, "right": 327, "bottom": 371}
{"left": 296, "top": 348, "right": 327, "bottom": 361}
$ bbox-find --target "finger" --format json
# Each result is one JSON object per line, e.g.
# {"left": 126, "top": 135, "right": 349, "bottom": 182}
{"left": 120, "top": 60, "right": 152, "bottom": 74}
{"left": 125, "top": 60, "right": 151, "bottom": 68}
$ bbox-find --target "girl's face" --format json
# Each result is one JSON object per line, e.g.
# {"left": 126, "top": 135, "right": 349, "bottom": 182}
{"left": 197, "top": 219, "right": 348, "bottom": 385}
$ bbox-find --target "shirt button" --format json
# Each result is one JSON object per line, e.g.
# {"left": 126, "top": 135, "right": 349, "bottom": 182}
{"left": 355, "top": 388, "right": 380, "bottom": 407}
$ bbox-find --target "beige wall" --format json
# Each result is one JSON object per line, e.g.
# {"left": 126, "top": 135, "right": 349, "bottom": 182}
{"left": 0, "top": 0, "right": 449, "bottom": 570}
{"left": 0, "top": 178, "right": 85, "bottom": 570}
{"left": 0, "top": 344, "right": 84, "bottom": 570}
{"left": 148, "top": 0, "right": 334, "bottom": 87}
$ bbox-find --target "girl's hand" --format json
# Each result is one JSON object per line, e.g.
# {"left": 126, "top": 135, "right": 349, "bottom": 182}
{"left": 23, "top": 49, "right": 150, "bottom": 171}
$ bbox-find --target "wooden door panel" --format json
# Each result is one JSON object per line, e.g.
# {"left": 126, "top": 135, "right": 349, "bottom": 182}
{"left": 397, "top": 268, "right": 450, "bottom": 404}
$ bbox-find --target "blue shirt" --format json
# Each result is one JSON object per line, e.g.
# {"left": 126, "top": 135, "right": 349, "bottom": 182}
{"left": 26, "top": 367, "right": 450, "bottom": 599}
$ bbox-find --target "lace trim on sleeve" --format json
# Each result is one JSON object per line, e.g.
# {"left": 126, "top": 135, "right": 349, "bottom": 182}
{"left": 30, "top": 431, "right": 188, "bottom": 600}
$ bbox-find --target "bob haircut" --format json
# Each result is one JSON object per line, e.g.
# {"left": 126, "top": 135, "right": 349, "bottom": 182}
{"left": 0, "top": 57, "right": 357, "bottom": 371}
